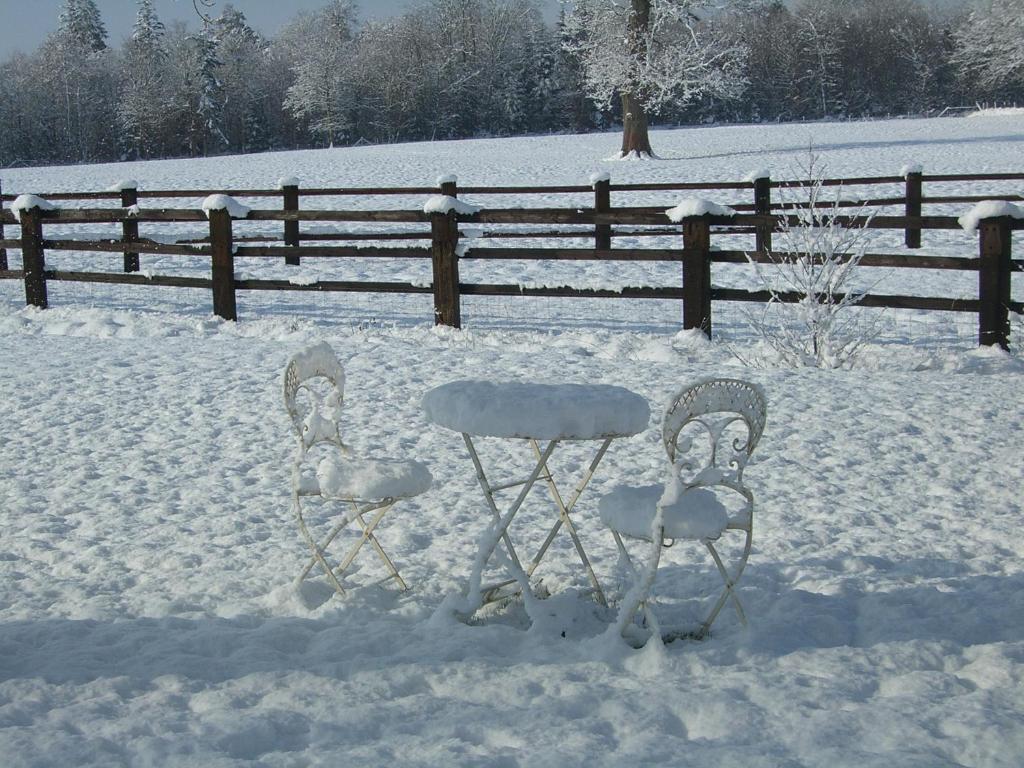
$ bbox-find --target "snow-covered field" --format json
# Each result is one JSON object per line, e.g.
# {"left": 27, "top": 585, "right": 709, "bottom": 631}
{"left": 1, "top": 116, "right": 1023, "bottom": 766}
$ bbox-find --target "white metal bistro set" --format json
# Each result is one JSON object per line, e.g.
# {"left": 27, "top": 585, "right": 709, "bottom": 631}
{"left": 284, "top": 342, "right": 767, "bottom": 644}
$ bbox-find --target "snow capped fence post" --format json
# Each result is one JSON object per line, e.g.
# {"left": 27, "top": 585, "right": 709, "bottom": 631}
{"left": 208, "top": 208, "right": 237, "bottom": 322}
{"left": 681, "top": 216, "right": 712, "bottom": 337}
{"left": 429, "top": 176, "right": 462, "bottom": 328}
{"left": 430, "top": 208, "right": 461, "bottom": 328}
{"left": 753, "top": 175, "right": 772, "bottom": 254}
{"left": 19, "top": 204, "right": 47, "bottom": 309}
{"left": 593, "top": 174, "right": 611, "bottom": 250}
{"left": 120, "top": 186, "right": 140, "bottom": 273}
{"left": 904, "top": 168, "right": 923, "bottom": 249}
{"left": 281, "top": 180, "right": 300, "bottom": 266}
{"left": 977, "top": 216, "right": 1012, "bottom": 349}
{"left": 0, "top": 179, "right": 7, "bottom": 271}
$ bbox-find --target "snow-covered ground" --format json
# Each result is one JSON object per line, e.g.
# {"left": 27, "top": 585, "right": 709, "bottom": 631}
{"left": 1, "top": 116, "right": 1023, "bottom": 766}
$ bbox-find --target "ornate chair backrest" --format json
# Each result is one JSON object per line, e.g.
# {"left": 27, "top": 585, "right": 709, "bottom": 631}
{"left": 661, "top": 378, "right": 767, "bottom": 496}
{"left": 283, "top": 342, "right": 347, "bottom": 456}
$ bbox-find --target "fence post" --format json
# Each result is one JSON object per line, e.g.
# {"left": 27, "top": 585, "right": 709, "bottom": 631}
{"left": 440, "top": 177, "right": 458, "bottom": 199}
{"left": 430, "top": 208, "right": 461, "bottom": 328}
{"left": 0, "top": 179, "right": 7, "bottom": 271}
{"left": 594, "top": 176, "right": 611, "bottom": 250}
{"left": 977, "top": 216, "right": 1011, "bottom": 349}
{"left": 905, "top": 170, "right": 923, "bottom": 249}
{"left": 682, "top": 216, "right": 712, "bottom": 337}
{"left": 209, "top": 208, "right": 237, "bottom": 321}
{"left": 753, "top": 176, "right": 772, "bottom": 254}
{"left": 282, "top": 182, "right": 300, "bottom": 266}
{"left": 121, "top": 187, "right": 140, "bottom": 273}
{"left": 20, "top": 206, "right": 47, "bottom": 309}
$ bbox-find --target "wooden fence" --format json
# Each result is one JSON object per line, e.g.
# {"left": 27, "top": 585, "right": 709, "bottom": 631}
{"left": 1, "top": 171, "right": 1022, "bottom": 347}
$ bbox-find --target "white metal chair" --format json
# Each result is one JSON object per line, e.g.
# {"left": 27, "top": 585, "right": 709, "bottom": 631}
{"left": 284, "top": 342, "right": 431, "bottom": 597}
{"left": 599, "top": 378, "right": 767, "bottom": 643}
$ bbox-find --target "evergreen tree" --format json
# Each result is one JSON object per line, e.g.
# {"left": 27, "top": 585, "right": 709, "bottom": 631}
{"left": 120, "top": 0, "right": 167, "bottom": 158}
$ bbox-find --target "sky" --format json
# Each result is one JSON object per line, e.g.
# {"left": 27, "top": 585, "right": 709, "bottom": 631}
{"left": 0, "top": 0, "right": 563, "bottom": 59}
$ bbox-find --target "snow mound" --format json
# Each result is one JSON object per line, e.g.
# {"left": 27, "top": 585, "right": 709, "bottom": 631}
{"left": 665, "top": 198, "right": 736, "bottom": 222}
{"left": 277, "top": 176, "right": 300, "bottom": 189}
{"left": 422, "top": 195, "right": 481, "bottom": 215}
{"left": 435, "top": 174, "right": 457, "bottom": 186}
{"left": 958, "top": 200, "right": 1024, "bottom": 231}
{"left": 10, "top": 194, "right": 56, "bottom": 223}
{"left": 589, "top": 171, "right": 611, "bottom": 186}
{"left": 743, "top": 168, "right": 770, "bottom": 182}
{"left": 201, "top": 194, "right": 251, "bottom": 219}
{"left": 900, "top": 163, "right": 923, "bottom": 178}
{"left": 967, "top": 107, "right": 1024, "bottom": 118}
{"left": 316, "top": 455, "right": 432, "bottom": 500}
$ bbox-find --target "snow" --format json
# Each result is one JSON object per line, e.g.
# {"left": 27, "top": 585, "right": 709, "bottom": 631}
{"left": 900, "top": 162, "right": 923, "bottom": 178}
{"left": 421, "top": 380, "right": 651, "bottom": 440}
{"left": 743, "top": 168, "right": 770, "bottom": 182}
{"left": 599, "top": 484, "right": 729, "bottom": 540}
{"left": 422, "top": 194, "right": 481, "bottom": 215}
{"left": 665, "top": 198, "right": 737, "bottom": 222}
{"left": 277, "top": 175, "right": 301, "bottom": 189}
{"left": 435, "top": 173, "right": 457, "bottom": 186}
{"left": 9, "top": 194, "right": 56, "bottom": 223}
{"left": 967, "top": 106, "right": 1024, "bottom": 118}
{"left": 957, "top": 200, "right": 1024, "bottom": 231}
{"left": 589, "top": 170, "right": 611, "bottom": 186}
{"left": 124, "top": 204, "right": 140, "bottom": 217}
{"left": 104, "top": 179, "right": 138, "bottom": 192}
{"left": 201, "top": 193, "right": 251, "bottom": 219}
{"left": 315, "top": 454, "right": 432, "bottom": 500}
{"left": 0, "top": 114, "right": 1023, "bottom": 766}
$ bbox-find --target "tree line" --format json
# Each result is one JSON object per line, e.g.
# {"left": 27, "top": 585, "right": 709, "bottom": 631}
{"left": 0, "top": 0, "right": 1020, "bottom": 168}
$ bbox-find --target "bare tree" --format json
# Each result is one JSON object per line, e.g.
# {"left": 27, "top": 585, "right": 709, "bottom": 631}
{"left": 562, "top": 0, "right": 746, "bottom": 158}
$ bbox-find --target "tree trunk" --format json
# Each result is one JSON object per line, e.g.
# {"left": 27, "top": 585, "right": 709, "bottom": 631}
{"left": 620, "top": 91, "right": 653, "bottom": 157}
{"left": 620, "top": 0, "right": 654, "bottom": 158}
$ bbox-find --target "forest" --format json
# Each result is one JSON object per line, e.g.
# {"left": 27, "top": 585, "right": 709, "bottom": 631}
{"left": 0, "top": 0, "right": 1021, "bottom": 167}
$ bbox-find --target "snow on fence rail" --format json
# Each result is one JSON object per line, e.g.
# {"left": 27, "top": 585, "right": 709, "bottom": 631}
{"left": 0, "top": 173, "right": 1022, "bottom": 347}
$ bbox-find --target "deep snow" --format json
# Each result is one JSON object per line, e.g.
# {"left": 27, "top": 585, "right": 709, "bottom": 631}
{"left": 0, "top": 115, "right": 1022, "bottom": 767}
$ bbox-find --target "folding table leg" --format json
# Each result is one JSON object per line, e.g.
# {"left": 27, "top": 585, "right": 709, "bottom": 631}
{"left": 462, "top": 433, "right": 558, "bottom": 612}
{"left": 526, "top": 438, "right": 610, "bottom": 606}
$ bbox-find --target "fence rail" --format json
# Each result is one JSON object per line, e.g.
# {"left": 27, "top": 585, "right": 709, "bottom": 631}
{"left": 0, "top": 170, "right": 1021, "bottom": 347}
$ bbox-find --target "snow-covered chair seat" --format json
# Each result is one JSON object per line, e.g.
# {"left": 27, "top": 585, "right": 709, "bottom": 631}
{"left": 600, "top": 378, "right": 767, "bottom": 643}
{"left": 599, "top": 485, "right": 729, "bottom": 541}
{"left": 305, "top": 455, "right": 432, "bottom": 501}
{"left": 284, "top": 342, "right": 432, "bottom": 597}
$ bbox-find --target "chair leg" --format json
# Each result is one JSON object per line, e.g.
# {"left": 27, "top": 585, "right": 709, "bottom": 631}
{"left": 614, "top": 530, "right": 663, "bottom": 639}
{"left": 294, "top": 493, "right": 348, "bottom": 596}
{"left": 353, "top": 505, "right": 408, "bottom": 591}
{"left": 696, "top": 531, "right": 751, "bottom": 638}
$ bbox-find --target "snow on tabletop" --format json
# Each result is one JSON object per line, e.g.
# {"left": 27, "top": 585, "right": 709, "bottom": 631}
{"left": 900, "top": 163, "right": 923, "bottom": 178}
{"left": 201, "top": 194, "right": 251, "bottom": 219}
{"left": 105, "top": 179, "right": 138, "bottom": 192}
{"left": 435, "top": 173, "right": 457, "bottom": 186}
{"left": 316, "top": 454, "right": 431, "bottom": 500}
{"left": 743, "top": 168, "right": 770, "bottom": 182}
{"left": 10, "top": 194, "right": 56, "bottom": 222}
{"left": 665, "top": 198, "right": 737, "bottom": 222}
{"left": 589, "top": 170, "right": 611, "bottom": 186}
{"left": 422, "top": 195, "right": 481, "bottom": 215}
{"left": 958, "top": 200, "right": 1024, "bottom": 231}
{"left": 421, "top": 380, "right": 650, "bottom": 440}
{"left": 277, "top": 176, "right": 300, "bottom": 189}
